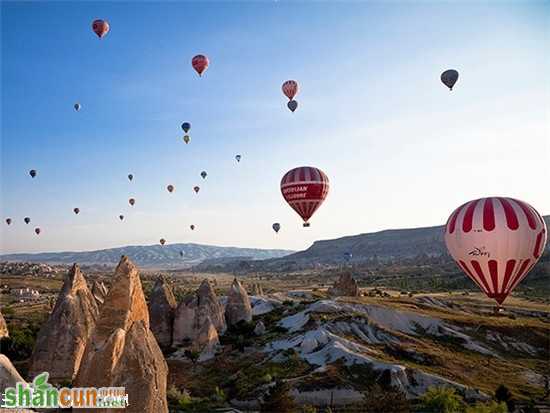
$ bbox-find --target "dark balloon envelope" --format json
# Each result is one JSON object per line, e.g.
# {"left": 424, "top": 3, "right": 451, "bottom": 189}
{"left": 441, "top": 69, "right": 459, "bottom": 90}
{"left": 24, "top": 217, "right": 31, "bottom": 224}
{"left": 287, "top": 100, "right": 298, "bottom": 112}
{"left": 29, "top": 170, "right": 37, "bottom": 178}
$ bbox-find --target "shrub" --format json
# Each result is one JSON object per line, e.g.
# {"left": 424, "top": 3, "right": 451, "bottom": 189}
{"left": 466, "top": 401, "right": 508, "bottom": 413}
{"left": 260, "top": 380, "right": 297, "bottom": 413}
{"left": 495, "top": 384, "right": 515, "bottom": 412}
{"left": 419, "top": 386, "right": 464, "bottom": 413}
{"left": 0, "top": 323, "right": 39, "bottom": 361}
{"left": 361, "top": 384, "right": 410, "bottom": 413}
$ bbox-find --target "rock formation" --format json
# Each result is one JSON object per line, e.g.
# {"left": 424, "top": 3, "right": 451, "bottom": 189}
{"left": 328, "top": 273, "right": 360, "bottom": 297}
{"left": 0, "top": 354, "right": 26, "bottom": 395}
{"left": 29, "top": 264, "right": 99, "bottom": 382}
{"left": 148, "top": 276, "right": 177, "bottom": 348}
{"left": 225, "top": 278, "right": 252, "bottom": 326}
{"left": 195, "top": 318, "right": 219, "bottom": 357}
{"left": 91, "top": 280, "right": 108, "bottom": 306}
{"left": 250, "top": 282, "right": 264, "bottom": 296}
{"left": 0, "top": 310, "right": 8, "bottom": 338}
{"left": 254, "top": 320, "right": 266, "bottom": 336}
{"left": 75, "top": 256, "right": 168, "bottom": 413}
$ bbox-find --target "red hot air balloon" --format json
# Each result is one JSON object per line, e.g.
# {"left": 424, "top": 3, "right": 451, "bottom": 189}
{"left": 35, "top": 227, "right": 41, "bottom": 235}
{"left": 167, "top": 185, "right": 174, "bottom": 193}
{"left": 193, "top": 186, "right": 200, "bottom": 194}
{"left": 445, "top": 197, "right": 547, "bottom": 306}
{"left": 281, "top": 166, "right": 329, "bottom": 227}
{"left": 282, "top": 80, "right": 299, "bottom": 100}
{"left": 190, "top": 225, "right": 195, "bottom": 230}
{"left": 192, "top": 55, "right": 209, "bottom": 76}
{"left": 129, "top": 198, "right": 135, "bottom": 206}
{"left": 92, "top": 19, "right": 110, "bottom": 38}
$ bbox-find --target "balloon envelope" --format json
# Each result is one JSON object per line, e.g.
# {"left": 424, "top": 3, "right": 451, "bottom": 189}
{"left": 35, "top": 227, "right": 41, "bottom": 235}
{"left": 193, "top": 186, "right": 200, "bottom": 194}
{"left": 129, "top": 198, "right": 135, "bottom": 206}
{"left": 281, "top": 166, "right": 329, "bottom": 227}
{"left": 190, "top": 225, "right": 195, "bottom": 230}
{"left": 167, "top": 185, "right": 174, "bottom": 193}
{"left": 201, "top": 171, "right": 207, "bottom": 179}
{"left": 74, "top": 208, "right": 80, "bottom": 215}
{"left": 183, "top": 135, "right": 190, "bottom": 144}
{"left": 272, "top": 223, "right": 281, "bottom": 233}
{"left": 287, "top": 100, "right": 298, "bottom": 112}
{"left": 444, "top": 197, "right": 547, "bottom": 305}
{"left": 181, "top": 122, "right": 191, "bottom": 133}
{"left": 24, "top": 217, "right": 31, "bottom": 224}
{"left": 192, "top": 54, "right": 209, "bottom": 76}
{"left": 92, "top": 19, "right": 109, "bottom": 38}
{"left": 235, "top": 155, "right": 241, "bottom": 162}
{"left": 441, "top": 69, "right": 459, "bottom": 90}
{"left": 128, "top": 174, "right": 133, "bottom": 181}
{"left": 282, "top": 80, "right": 299, "bottom": 100}
{"left": 29, "top": 170, "right": 37, "bottom": 178}
{"left": 119, "top": 215, "right": 124, "bottom": 221}
{"left": 160, "top": 238, "right": 166, "bottom": 245}
{"left": 74, "top": 103, "right": 81, "bottom": 111}
{"left": 6, "top": 218, "right": 12, "bottom": 225}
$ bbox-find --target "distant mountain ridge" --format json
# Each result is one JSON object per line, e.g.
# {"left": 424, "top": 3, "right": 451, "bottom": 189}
{"left": 0, "top": 243, "right": 293, "bottom": 269}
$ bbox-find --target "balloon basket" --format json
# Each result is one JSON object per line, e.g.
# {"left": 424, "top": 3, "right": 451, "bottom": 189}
{"left": 303, "top": 222, "right": 310, "bottom": 228}
{"left": 493, "top": 306, "right": 504, "bottom": 315}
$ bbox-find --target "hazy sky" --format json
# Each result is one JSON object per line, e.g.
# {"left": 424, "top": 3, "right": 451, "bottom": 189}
{"left": 1, "top": 1, "right": 549, "bottom": 254}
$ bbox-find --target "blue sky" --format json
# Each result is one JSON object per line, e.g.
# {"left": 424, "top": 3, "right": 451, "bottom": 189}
{"left": 1, "top": 1, "right": 549, "bottom": 254}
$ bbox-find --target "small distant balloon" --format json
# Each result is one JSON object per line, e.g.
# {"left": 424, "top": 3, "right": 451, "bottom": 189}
{"left": 193, "top": 186, "right": 200, "bottom": 194}
{"left": 181, "top": 122, "right": 191, "bottom": 133}
{"left": 201, "top": 171, "right": 207, "bottom": 179}
{"left": 180, "top": 251, "right": 184, "bottom": 257}
{"left": 74, "top": 103, "right": 81, "bottom": 111}
{"left": 192, "top": 54, "right": 209, "bottom": 76}
{"left": 119, "top": 215, "right": 124, "bottom": 221}
{"left": 167, "top": 184, "right": 174, "bottom": 193}
{"left": 128, "top": 174, "right": 133, "bottom": 181}
{"left": 282, "top": 80, "right": 299, "bottom": 100}
{"left": 129, "top": 198, "right": 135, "bottom": 206}
{"left": 190, "top": 225, "right": 195, "bottom": 230}
{"left": 5, "top": 218, "right": 12, "bottom": 225}
{"left": 441, "top": 69, "right": 459, "bottom": 91}
{"left": 73, "top": 208, "right": 80, "bottom": 215}
{"left": 92, "top": 19, "right": 110, "bottom": 38}
{"left": 29, "top": 170, "right": 37, "bottom": 178}
{"left": 34, "top": 227, "right": 41, "bottom": 235}
{"left": 344, "top": 252, "right": 353, "bottom": 262}
{"left": 272, "top": 223, "right": 281, "bottom": 233}
{"left": 183, "top": 135, "right": 190, "bottom": 144}
{"left": 160, "top": 238, "right": 166, "bottom": 245}
{"left": 24, "top": 217, "right": 31, "bottom": 224}
{"left": 287, "top": 100, "right": 298, "bottom": 112}
{"left": 235, "top": 154, "right": 241, "bottom": 163}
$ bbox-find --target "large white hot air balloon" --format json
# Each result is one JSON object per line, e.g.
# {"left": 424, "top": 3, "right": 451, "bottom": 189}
{"left": 444, "top": 197, "right": 547, "bottom": 306}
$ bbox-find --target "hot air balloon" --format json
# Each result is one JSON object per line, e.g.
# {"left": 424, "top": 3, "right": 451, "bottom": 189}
{"left": 128, "top": 174, "right": 133, "bottom": 181}
{"left": 167, "top": 185, "right": 174, "bottom": 193}
{"left": 24, "top": 217, "right": 31, "bottom": 224}
{"left": 441, "top": 69, "right": 459, "bottom": 91}
{"left": 183, "top": 135, "right": 190, "bottom": 144}
{"left": 192, "top": 54, "right": 209, "bottom": 76}
{"left": 201, "top": 171, "right": 207, "bottom": 179}
{"left": 119, "top": 215, "right": 124, "bottom": 221}
{"left": 344, "top": 252, "right": 353, "bottom": 262}
{"left": 287, "top": 100, "right": 298, "bottom": 112}
{"left": 129, "top": 198, "right": 135, "bottom": 206}
{"left": 180, "top": 251, "right": 184, "bottom": 257}
{"left": 92, "top": 19, "right": 110, "bottom": 38}
{"left": 73, "top": 208, "right": 80, "bottom": 215}
{"left": 281, "top": 166, "right": 330, "bottom": 227}
{"left": 282, "top": 80, "right": 298, "bottom": 100}
{"left": 235, "top": 154, "right": 241, "bottom": 163}
{"left": 6, "top": 218, "right": 12, "bottom": 225}
{"left": 160, "top": 238, "right": 166, "bottom": 245}
{"left": 190, "top": 225, "right": 195, "bottom": 230}
{"left": 74, "top": 103, "right": 81, "bottom": 111}
{"left": 272, "top": 223, "right": 281, "bottom": 233}
{"left": 35, "top": 227, "right": 41, "bottom": 235}
{"left": 444, "top": 197, "right": 547, "bottom": 306}
{"left": 29, "top": 170, "right": 37, "bottom": 178}
{"left": 181, "top": 122, "right": 191, "bottom": 133}
{"left": 193, "top": 186, "right": 200, "bottom": 194}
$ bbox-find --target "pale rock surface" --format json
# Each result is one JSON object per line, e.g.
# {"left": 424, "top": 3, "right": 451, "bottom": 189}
{"left": 225, "top": 278, "right": 252, "bottom": 326}
{"left": 75, "top": 256, "right": 168, "bottom": 413}
{"left": 29, "top": 264, "right": 99, "bottom": 381}
{"left": 328, "top": 273, "right": 360, "bottom": 297}
{"left": 148, "top": 276, "right": 177, "bottom": 348}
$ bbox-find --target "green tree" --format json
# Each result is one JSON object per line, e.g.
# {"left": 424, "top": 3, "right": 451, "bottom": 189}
{"left": 419, "top": 386, "right": 464, "bottom": 413}
{"left": 495, "top": 385, "right": 515, "bottom": 413}
{"left": 260, "top": 380, "right": 297, "bottom": 413}
{"left": 466, "top": 401, "right": 508, "bottom": 413}
{"left": 361, "top": 384, "right": 410, "bottom": 413}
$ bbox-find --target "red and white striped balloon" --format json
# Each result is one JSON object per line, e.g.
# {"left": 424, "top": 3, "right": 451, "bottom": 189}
{"left": 280, "top": 166, "right": 329, "bottom": 227}
{"left": 282, "top": 80, "right": 299, "bottom": 100}
{"left": 444, "top": 197, "right": 547, "bottom": 305}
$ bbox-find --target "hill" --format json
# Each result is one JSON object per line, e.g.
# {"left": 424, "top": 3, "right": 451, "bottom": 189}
{"left": 0, "top": 243, "right": 293, "bottom": 269}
